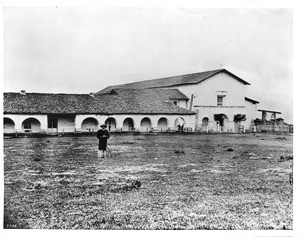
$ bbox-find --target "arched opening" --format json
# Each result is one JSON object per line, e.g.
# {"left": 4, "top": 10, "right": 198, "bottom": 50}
{"left": 140, "top": 117, "right": 152, "bottom": 132}
{"left": 81, "top": 117, "right": 98, "bottom": 132}
{"left": 105, "top": 117, "right": 117, "bottom": 131}
{"left": 233, "top": 114, "right": 246, "bottom": 133}
{"left": 174, "top": 117, "right": 186, "bottom": 131}
{"left": 220, "top": 114, "right": 228, "bottom": 131}
{"left": 22, "top": 117, "right": 41, "bottom": 133}
{"left": 202, "top": 117, "right": 209, "bottom": 126}
{"left": 123, "top": 118, "right": 134, "bottom": 131}
{"left": 4, "top": 117, "right": 15, "bottom": 133}
{"left": 214, "top": 113, "right": 228, "bottom": 132}
{"left": 157, "top": 117, "right": 168, "bottom": 131}
{"left": 201, "top": 117, "right": 209, "bottom": 131}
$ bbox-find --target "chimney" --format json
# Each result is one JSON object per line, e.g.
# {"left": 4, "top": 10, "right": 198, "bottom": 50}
{"left": 89, "top": 92, "right": 95, "bottom": 98}
{"left": 20, "top": 90, "right": 26, "bottom": 95}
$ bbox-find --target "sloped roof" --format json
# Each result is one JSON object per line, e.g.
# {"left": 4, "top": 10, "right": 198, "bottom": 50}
{"left": 4, "top": 89, "right": 194, "bottom": 115}
{"left": 112, "top": 88, "right": 189, "bottom": 100}
{"left": 245, "top": 97, "right": 259, "bottom": 104}
{"left": 258, "top": 109, "right": 281, "bottom": 114}
{"left": 97, "top": 69, "right": 250, "bottom": 94}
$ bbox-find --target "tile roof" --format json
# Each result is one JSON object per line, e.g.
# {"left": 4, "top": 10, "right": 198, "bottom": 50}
{"left": 112, "top": 88, "right": 189, "bottom": 100}
{"left": 97, "top": 69, "right": 250, "bottom": 93}
{"left": 4, "top": 89, "right": 194, "bottom": 115}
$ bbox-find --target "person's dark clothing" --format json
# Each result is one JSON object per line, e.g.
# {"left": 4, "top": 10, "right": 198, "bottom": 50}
{"left": 97, "top": 129, "right": 110, "bottom": 151}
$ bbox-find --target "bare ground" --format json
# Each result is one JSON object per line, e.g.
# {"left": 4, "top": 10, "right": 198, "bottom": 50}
{"left": 3, "top": 133, "right": 293, "bottom": 229}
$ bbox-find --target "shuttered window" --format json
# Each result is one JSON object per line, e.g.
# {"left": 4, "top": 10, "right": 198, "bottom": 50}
{"left": 217, "top": 96, "right": 223, "bottom": 106}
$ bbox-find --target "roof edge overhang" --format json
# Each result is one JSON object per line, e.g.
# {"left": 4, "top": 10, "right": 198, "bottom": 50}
{"left": 96, "top": 69, "right": 251, "bottom": 93}
{"left": 258, "top": 109, "right": 281, "bottom": 114}
{"left": 160, "top": 69, "right": 251, "bottom": 86}
{"left": 168, "top": 98, "right": 189, "bottom": 101}
{"left": 220, "top": 69, "right": 251, "bottom": 85}
{"left": 245, "top": 97, "right": 259, "bottom": 104}
{"left": 4, "top": 112, "right": 196, "bottom": 115}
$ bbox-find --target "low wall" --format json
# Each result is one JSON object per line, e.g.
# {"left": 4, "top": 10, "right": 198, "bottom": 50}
{"left": 256, "top": 125, "right": 291, "bottom": 133}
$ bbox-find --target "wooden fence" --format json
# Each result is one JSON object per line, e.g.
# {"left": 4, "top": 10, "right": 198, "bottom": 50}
{"left": 256, "top": 125, "right": 291, "bottom": 133}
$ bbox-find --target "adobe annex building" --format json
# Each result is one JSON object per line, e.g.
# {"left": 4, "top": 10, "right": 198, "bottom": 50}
{"left": 4, "top": 68, "right": 266, "bottom": 135}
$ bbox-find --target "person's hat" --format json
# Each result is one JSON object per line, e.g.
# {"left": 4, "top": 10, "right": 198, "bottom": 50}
{"left": 100, "top": 124, "right": 107, "bottom": 128}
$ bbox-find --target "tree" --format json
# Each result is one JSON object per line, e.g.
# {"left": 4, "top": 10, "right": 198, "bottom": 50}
{"left": 233, "top": 114, "right": 246, "bottom": 123}
{"left": 233, "top": 114, "right": 246, "bottom": 133}
{"left": 254, "top": 118, "right": 262, "bottom": 125}
{"left": 214, "top": 114, "right": 228, "bottom": 132}
{"left": 214, "top": 114, "right": 227, "bottom": 123}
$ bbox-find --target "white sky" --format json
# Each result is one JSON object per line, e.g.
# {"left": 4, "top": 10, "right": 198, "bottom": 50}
{"left": 3, "top": 7, "right": 293, "bottom": 123}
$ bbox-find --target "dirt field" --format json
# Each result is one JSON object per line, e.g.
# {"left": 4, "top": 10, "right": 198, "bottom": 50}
{"left": 3, "top": 133, "right": 293, "bottom": 229}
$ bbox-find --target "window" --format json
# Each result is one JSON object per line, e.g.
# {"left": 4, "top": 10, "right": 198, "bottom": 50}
{"left": 173, "top": 101, "right": 178, "bottom": 106}
{"left": 217, "top": 96, "right": 224, "bottom": 106}
{"left": 202, "top": 117, "right": 209, "bottom": 126}
{"left": 48, "top": 117, "right": 58, "bottom": 129}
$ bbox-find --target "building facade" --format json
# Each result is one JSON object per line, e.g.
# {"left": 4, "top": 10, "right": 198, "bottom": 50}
{"left": 4, "top": 68, "right": 264, "bottom": 134}
{"left": 3, "top": 89, "right": 195, "bottom": 134}
{"left": 98, "top": 69, "right": 260, "bottom": 133}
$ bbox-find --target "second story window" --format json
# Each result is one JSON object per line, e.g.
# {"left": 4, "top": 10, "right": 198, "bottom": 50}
{"left": 217, "top": 96, "right": 224, "bottom": 106}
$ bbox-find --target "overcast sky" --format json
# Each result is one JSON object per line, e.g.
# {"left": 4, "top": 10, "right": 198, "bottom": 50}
{"left": 3, "top": 7, "right": 293, "bottom": 123}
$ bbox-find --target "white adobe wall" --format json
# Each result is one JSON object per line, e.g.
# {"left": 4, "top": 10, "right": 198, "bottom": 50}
{"left": 244, "top": 100, "right": 258, "bottom": 129}
{"left": 168, "top": 72, "right": 247, "bottom": 107}
{"left": 182, "top": 100, "right": 189, "bottom": 109}
{"left": 172, "top": 100, "right": 188, "bottom": 109}
{"left": 3, "top": 119, "right": 15, "bottom": 133}
{"left": 75, "top": 114, "right": 103, "bottom": 130}
{"left": 57, "top": 116, "right": 76, "bottom": 133}
{"left": 4, "top": 113, "right": 195, "bottom": 134}
{"left": 165, "top": 72, "right": 256, "bottom": 131}
{"left": 74, "top": 114, "right": 195, "bottom": 131}
{"left": 3, "top": 114, "right": 48, "bottom": 132}
{"left": 195, "top": 106, "right": 248, "bottom": 132}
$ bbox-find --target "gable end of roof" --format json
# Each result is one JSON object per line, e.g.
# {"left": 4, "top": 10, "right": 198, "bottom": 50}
{"left": 220, "top": 69, "right": 251, "bottom": 85}
{"left": 97, "top": 68, "right": 250, "bottom": 94}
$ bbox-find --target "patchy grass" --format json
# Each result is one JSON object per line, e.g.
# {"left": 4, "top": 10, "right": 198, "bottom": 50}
{"left": 4, "top": 133, "right": 293, "bottom": 229}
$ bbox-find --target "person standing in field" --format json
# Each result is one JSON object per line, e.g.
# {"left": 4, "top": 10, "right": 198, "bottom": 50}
{"left": 97, "top": 124, "right": 110, "bottom": 158}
